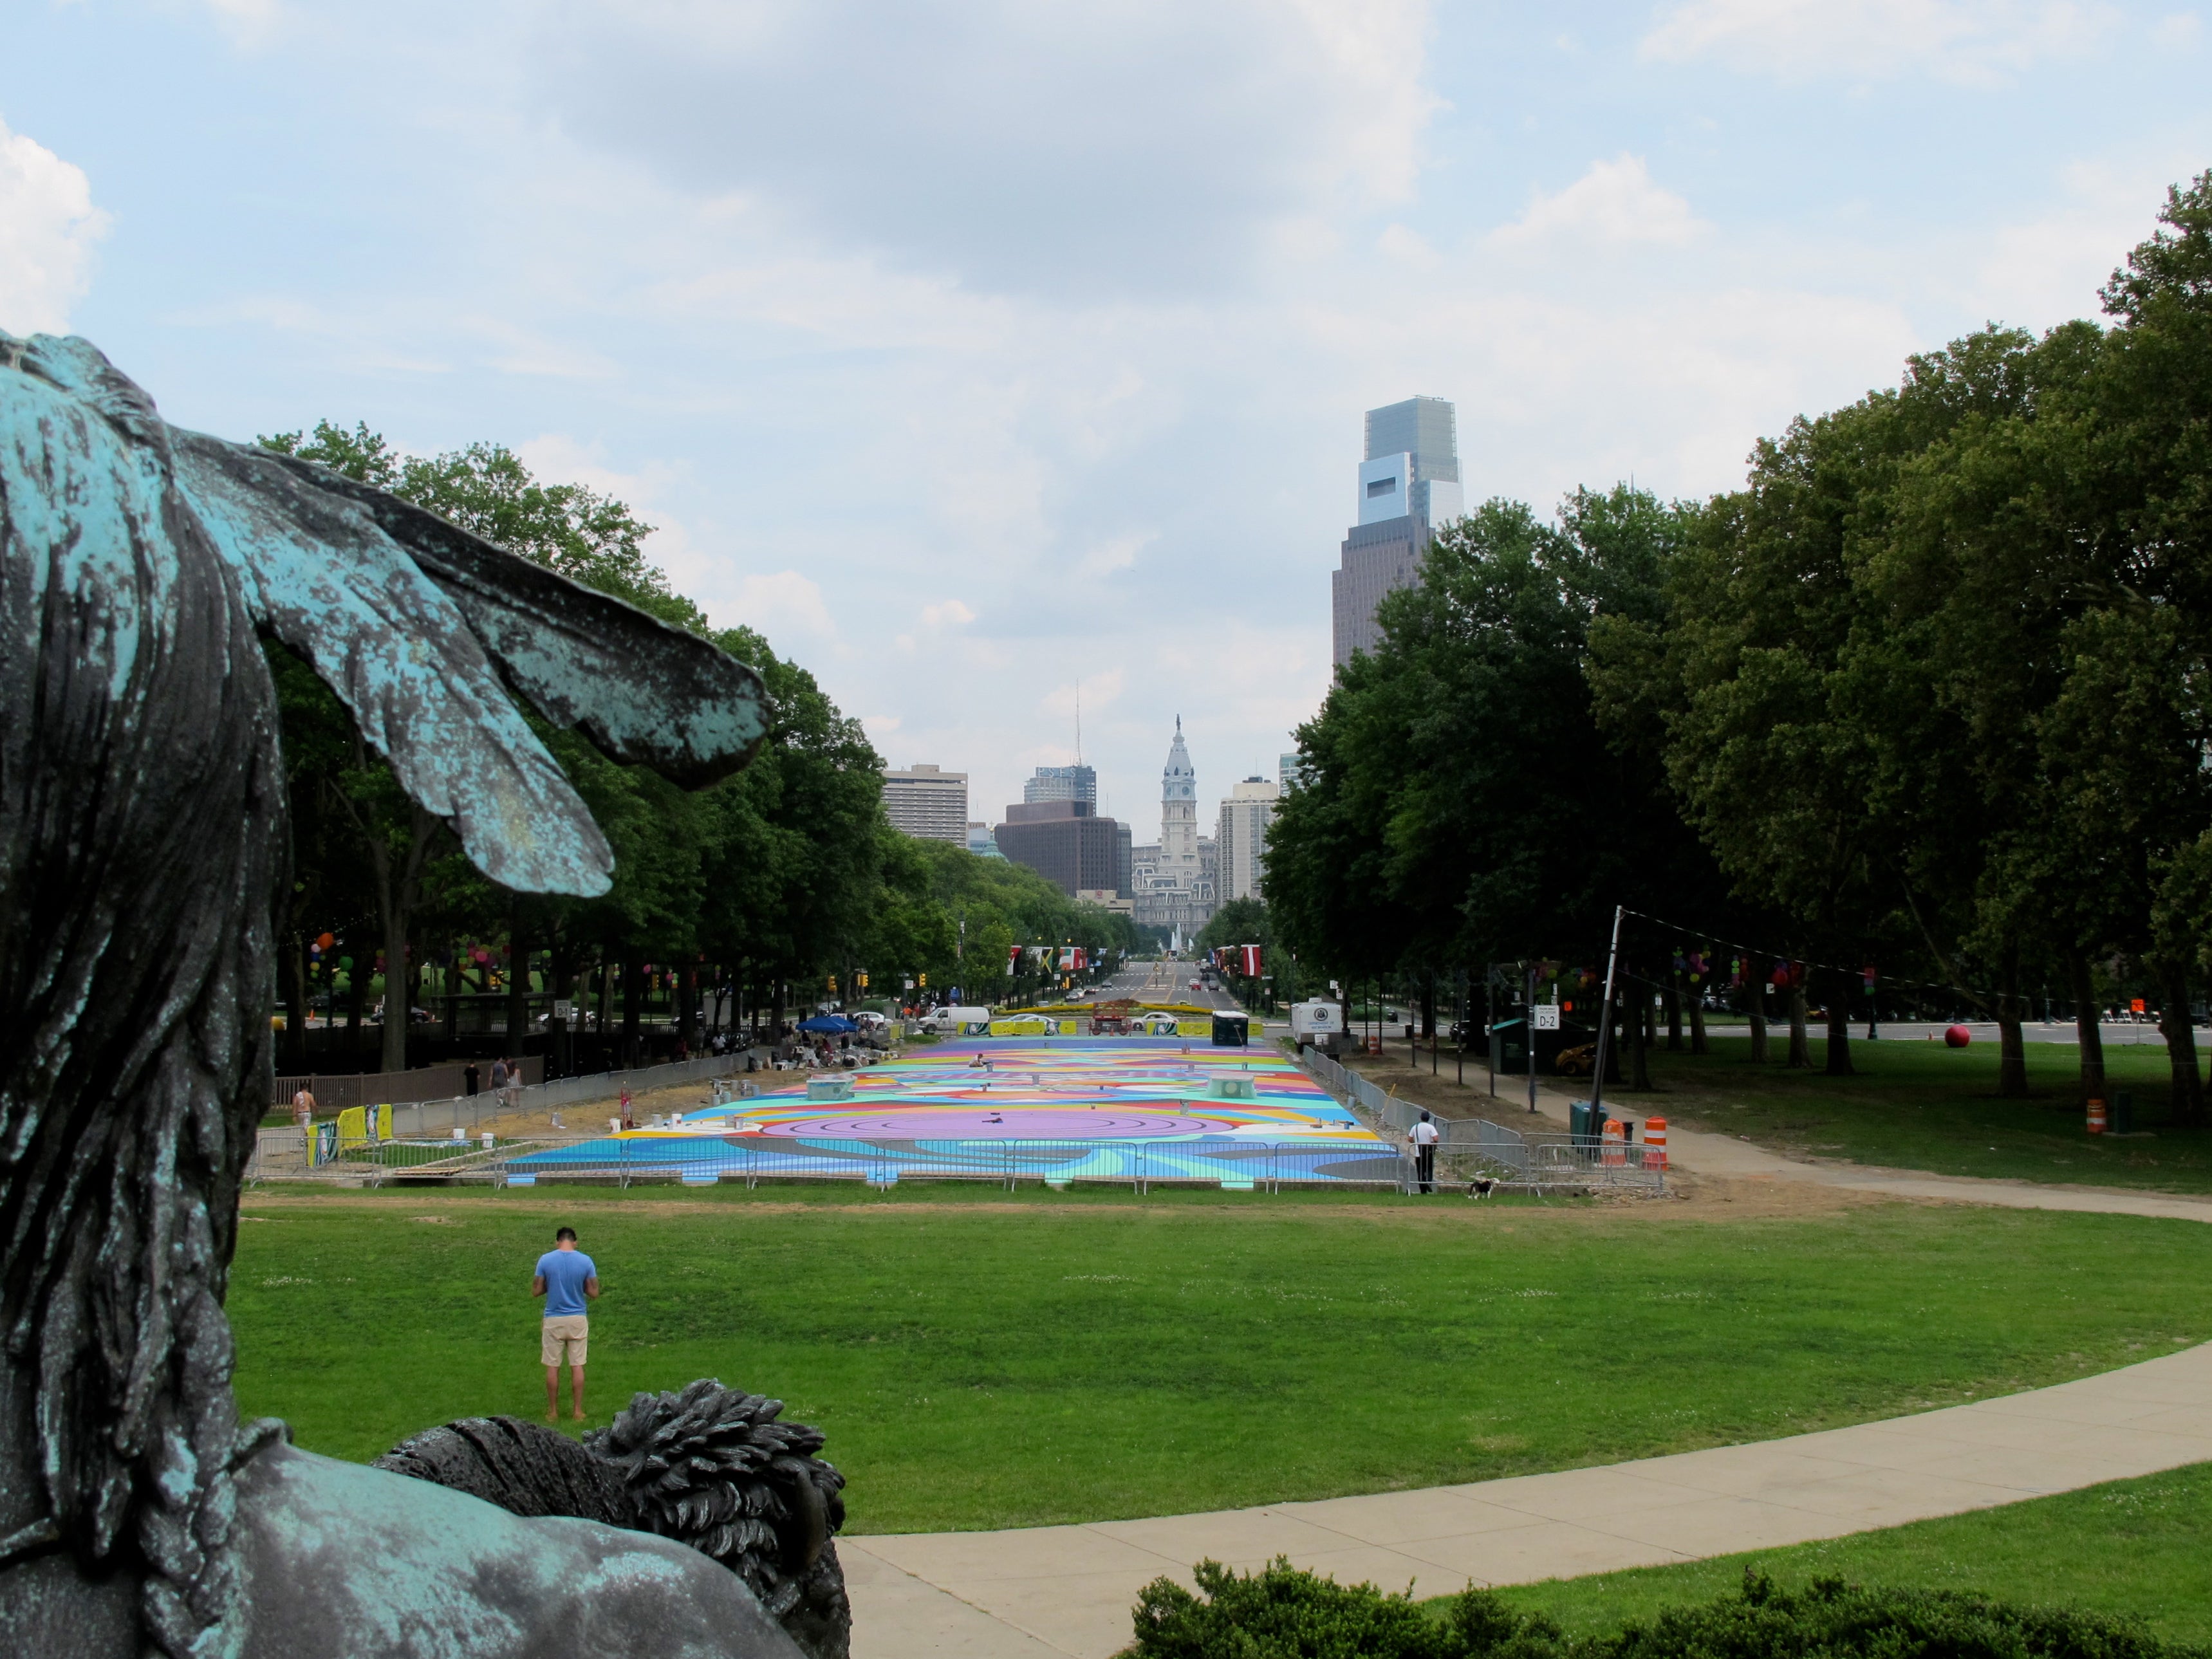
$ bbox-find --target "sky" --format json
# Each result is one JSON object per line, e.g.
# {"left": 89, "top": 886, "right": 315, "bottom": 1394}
{"left": 4, "top": 1, "right": 2207, "bottom": 837}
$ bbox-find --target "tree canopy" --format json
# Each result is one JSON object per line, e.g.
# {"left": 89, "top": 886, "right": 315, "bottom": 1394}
{"left": 1266, "top": 171, "right": 2212, "bottom": 1117}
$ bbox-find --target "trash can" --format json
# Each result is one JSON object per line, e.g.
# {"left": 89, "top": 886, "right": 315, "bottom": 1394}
{"left": 2114, "top": 1091, "right": 2134, "bottom": 1135}
{"left": 1211, "top": 1012, "right": 1250, "bottom": 1047}
{"left": 1570, "top": 1100, "right": 1608, "bottom": 1147}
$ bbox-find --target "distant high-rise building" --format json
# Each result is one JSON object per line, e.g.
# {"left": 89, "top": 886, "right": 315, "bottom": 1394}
{"left": 966, "top": 820, "right": 1005, "bottom": 860}
{"left": 1332, "top": 395, "right": 1464, "bottom": 669}
{"left": 995, "top": 799, "right": 1123, "bottom": 896}
{"left": 1216, "top": 777, "right": 1279, "bottom": 904}
{"left": 1279, "top": 753, "right": 1309, "bottom": 794}
{"left": 1023, "top": 764, "right": 1098, "bottom": 806}
{"left": 880, "top": 764, "right": 967, "bottom": 843}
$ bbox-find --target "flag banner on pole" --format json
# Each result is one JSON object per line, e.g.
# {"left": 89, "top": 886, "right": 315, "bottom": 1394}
{"left": 1241, "top": 944, "right": 1263, "bottom": 978}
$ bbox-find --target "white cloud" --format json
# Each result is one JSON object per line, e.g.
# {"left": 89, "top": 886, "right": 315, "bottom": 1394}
{"left": 1491, "top": 155, "right": 1707, "bottom": 248}
{"left": 2151, "top": 10, "right": 2203, "bottom": 46}
{"left": 920, "top": 600, "right": 976, "bottom": 629}
{"left": 730, "top": 570, "right": 837, "bottom": 642}
{"left": 1641, "top": 0, "right": 2118, "bottom": 84}
{"left": 0, "top": 117, "right": 108, "bottom": 335}
{"left": 525, "top": 0, "right": 1438, "bottom": 297}
{"left": 1964, "top": 153, "right": 2200, "bottom": 328}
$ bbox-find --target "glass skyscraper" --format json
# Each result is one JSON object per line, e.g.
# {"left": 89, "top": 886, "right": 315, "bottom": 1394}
{"left": 1333, "top": 396, "right": 1464, "bottom": 669}
{"left": 1023, "top": 764, "right": 1098, "bottom": 806}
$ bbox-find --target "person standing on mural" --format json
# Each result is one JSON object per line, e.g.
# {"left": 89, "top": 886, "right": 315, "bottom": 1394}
{"left": 534, "top": 1226, "right": 599, "bottom": 1422}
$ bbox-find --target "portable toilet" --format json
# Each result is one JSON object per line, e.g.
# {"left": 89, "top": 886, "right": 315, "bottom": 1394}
{"left": 1211, "top": 1012, "right": 1250, "bottom": 1047}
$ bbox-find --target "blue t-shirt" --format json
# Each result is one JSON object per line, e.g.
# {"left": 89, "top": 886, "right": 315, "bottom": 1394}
{"left": 536, "top": 1250, "right": 597, "bottom": 1317}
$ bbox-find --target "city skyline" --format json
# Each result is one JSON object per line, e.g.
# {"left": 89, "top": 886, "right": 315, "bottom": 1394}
{"left": 6, "top": 5, "right": 2203, "bottom": 825}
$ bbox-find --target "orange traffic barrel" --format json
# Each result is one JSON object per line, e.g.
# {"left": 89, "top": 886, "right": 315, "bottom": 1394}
{"left": 1644, "top": 1116, "right": 1668, "bottom": 1169}
{"left": 2087, "top": 1097, "right": 2108, "bottom": 1135}
{"left": 1601, "top": 1117, "right": 1626, "bottom": 1167}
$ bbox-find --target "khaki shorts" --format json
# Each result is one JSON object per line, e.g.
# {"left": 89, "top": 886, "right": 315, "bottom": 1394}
{"left": 541, "top": 1315, "right": 589, "bottom": 1367}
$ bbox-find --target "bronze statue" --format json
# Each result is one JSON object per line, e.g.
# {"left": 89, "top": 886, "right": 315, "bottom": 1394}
{"left": 0, "top": 332, "right": 835, "bottom": 1658}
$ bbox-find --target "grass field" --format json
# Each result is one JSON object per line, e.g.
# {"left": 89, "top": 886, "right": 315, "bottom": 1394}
{"left": 1480, "top": 1460, "right": 2212, "bottom": 1647}
{"left": 228, "top": 1186, "right": 2211, "bottom": 1533}
{"left": 1628, "top": 1036, "right": 2212, "bottom": 1193}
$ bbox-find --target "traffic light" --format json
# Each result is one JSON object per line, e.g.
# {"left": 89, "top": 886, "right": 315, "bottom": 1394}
{"left": 918, "top": 972, "right": 927, "bottom": 987}
{"left": 857, "top": 971, "right": 869, "bottom": 989}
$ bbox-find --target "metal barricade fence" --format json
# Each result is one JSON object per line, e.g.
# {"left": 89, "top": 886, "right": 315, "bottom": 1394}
{"left": 1292, "top": 1046, "right": 1664, "bottom": 1192}
{"left": 371, "top": 1053, "right": 752, "bottom": 1139}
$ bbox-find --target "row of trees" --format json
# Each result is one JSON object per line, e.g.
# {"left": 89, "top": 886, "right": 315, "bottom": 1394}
{"left": 1269, "top": 174, "right": 2212, "bottom": 1122}
{"left": 262, "top": 423, "right": 1129, "bottom": 1075}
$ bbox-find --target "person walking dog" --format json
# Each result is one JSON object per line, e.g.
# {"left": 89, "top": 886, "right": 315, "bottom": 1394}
{"left": 1409, "top": 1111, "right": 1440, "bottom": 1194}
{"left": 533, "top": 1225, "right": 599, "bottom": 1421}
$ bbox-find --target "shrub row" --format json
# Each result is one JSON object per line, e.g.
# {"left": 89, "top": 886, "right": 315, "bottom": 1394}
{"left": 1126, "top": 1559, "right": 2203, "bottom": 1659}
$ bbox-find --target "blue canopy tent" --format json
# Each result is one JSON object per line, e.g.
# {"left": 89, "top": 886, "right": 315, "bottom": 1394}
{"left": 796, "top": 1014, "right": 860, "bottom": 1034}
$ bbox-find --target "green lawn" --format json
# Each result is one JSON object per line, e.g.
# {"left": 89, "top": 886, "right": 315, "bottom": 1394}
{"left": 1482, "top": 1461, "right": 2212, "bottom": 1648}
{"left": 1632, "top": 1035, "right": 2212, "bottom": 1193}
{"left": 229, "top": 1187, "right": 2210, "bottom": 1533}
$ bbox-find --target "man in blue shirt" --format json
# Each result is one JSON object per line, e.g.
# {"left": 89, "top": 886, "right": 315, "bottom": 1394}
{"left": 533, "top": 1226, "right": 600, "bottom": 1421}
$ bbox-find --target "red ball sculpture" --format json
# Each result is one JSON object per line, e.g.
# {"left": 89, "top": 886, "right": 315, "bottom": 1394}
{"left": 1944, "top": 1024, "right": 1972, "bottom": 1048}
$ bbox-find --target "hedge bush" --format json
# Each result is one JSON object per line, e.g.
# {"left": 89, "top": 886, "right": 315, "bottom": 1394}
{"left": 1125, "top": 1559, "right": 2204, "bottom": 1659}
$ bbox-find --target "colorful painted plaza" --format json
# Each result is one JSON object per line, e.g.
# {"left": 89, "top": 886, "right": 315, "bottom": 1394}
{"left": 508, "top": 1039, "right": 1401, "bottom": 1189}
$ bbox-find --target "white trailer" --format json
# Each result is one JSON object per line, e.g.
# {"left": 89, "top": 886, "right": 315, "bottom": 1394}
{"left": 1289, "top": 999, "right": 1343, "bottom": 1055}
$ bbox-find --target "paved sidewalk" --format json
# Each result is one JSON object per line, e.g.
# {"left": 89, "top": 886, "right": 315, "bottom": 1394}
{"left": 845, "top": 1342, "right": 2212, "bottom": 1659}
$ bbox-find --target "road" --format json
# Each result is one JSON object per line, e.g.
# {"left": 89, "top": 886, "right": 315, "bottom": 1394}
{"left": 1097, "top": 957, "right": 1252, "bottom": 1017}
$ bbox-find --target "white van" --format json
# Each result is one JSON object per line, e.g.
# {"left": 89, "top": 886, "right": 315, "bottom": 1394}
{"left": 924, "top": 1005, "right": 994, "bottom": 1037}
{"left": 1289, "top": 999, "right": 1343, "bottom": 1055}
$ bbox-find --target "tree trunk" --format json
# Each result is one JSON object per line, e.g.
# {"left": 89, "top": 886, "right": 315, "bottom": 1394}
{"left": 282, "top": 931, "right": 308, "bottom": 1073}
{"left": 1420, "top": 978, "right": 1436, "bottom": 1041}
{"left": 505, "top": 910, "right": 531, "bottom": 1064}
{"left": 771, "top": 978, "right": 788, "bottom": 1046}
{"left": 2155, "top": 958, "right": 2205, "bottom": 1129}
{"left": 1664, "top": 982, "right": 1683, "bottom": 1050}
{"left": 621, "top": 952, "right": 643, "bottom": 1066}
{"left": 1642, "top": 987, "right": 1659, "bottom": 1053}
{"left": 345, "top": 951, "right": 365, "bottom": 1064}
{"left": 1822, "top": 969, "right": 1854, "bottom": 1076}
{"left": 679, "top": 961, "right": 700, "bottom": 1055}
{"left": 1689, "top": 991, "right": 1708, "bottom": 1056}
{"left": 1628, "top": 979, "right": 1653, "bottom": 1090}
{"left": 595, "top": 955, "right": 613, "bottom": 1061}
{"left": 2068, "top": 952, "right": 2106, "bottom": 1106}
{"left": 1747, "top": 959, "right": 1769, "bottom": 1064}
{"left": 1786, "top": 979, "right": 1810, "bottom": 1068}
{"left": 1996, "top": 944, "right": 2029, "bottom": 1098}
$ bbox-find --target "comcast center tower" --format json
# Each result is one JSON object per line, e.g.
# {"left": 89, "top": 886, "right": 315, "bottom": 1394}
{"left": 1330, "top": 396, "right": 1463, "bottom": 669}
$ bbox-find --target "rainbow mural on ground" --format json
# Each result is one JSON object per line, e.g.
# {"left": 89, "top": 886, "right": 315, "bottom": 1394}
{"left": 507, "top": 1039, "right": 1402, "bottom": 1188}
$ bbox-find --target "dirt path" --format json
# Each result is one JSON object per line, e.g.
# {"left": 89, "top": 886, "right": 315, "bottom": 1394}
{"left": 1337, "top": 1050, "right": 2212, "bottom": 1225}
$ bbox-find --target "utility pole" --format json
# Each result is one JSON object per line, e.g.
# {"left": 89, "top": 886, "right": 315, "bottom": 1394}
{"left": 1589, "top": 905, "right": 1624, "bottom": 1118}
{"left": 1525, "top": 963, "right": 1538, "bottom": 1115}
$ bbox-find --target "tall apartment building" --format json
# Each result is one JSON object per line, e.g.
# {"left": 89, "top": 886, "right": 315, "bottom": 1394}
{"left": 1216, "top": 777, "right": 1279, "bottom": 903}
{"left": 1331, "top": 395, "right": 1464, "bottom": 669}
{"left": 1279, "top": 752, "right": 1309, "bottom": 794}
{"left": 880, "top": 763, "right": 968, "bottom": 843}
{"left": 1023, "top": 764, "right": 1097, "bottom": 806}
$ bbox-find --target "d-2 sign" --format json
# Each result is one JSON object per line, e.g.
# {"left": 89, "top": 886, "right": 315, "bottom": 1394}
{"left": 1533, "top": 1005, "right": 1561, "bottom": 1030}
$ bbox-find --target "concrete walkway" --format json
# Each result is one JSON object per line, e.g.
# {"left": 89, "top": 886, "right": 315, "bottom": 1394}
{"left": 1660, "top": 1118, "right": 2212, "bottom": 1223}
{"left": 842, "top": 1340, "right": 2212, "bottom": 1658}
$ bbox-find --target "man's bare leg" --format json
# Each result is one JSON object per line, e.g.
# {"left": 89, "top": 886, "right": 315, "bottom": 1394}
{"left": 545, "top": 1364, "right": 560, "bottom": 1422}
{"left": 570, "top": 1363, "right": 587, "bottom": 1420}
